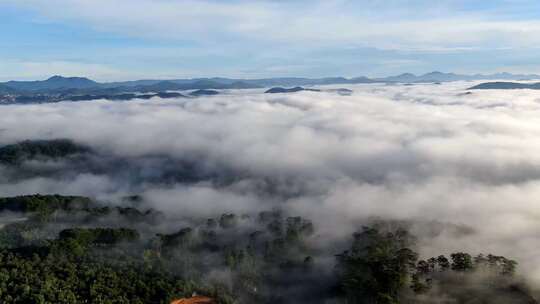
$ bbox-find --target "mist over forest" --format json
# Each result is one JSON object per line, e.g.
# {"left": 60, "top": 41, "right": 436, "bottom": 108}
{"left": 0, "top": 81, "right": 539, "bottom": 303}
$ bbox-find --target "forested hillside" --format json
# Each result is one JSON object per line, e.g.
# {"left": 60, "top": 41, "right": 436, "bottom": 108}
{"left": 0, "top": 193, "right": 533, "bottom": 303}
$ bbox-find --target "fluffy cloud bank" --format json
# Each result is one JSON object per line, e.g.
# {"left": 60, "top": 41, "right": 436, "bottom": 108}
{"left": 2, "top": 82, "right": 540, "bottom": 282}
{"left": 6, "top": 0, "right": 540, "bottom": 51}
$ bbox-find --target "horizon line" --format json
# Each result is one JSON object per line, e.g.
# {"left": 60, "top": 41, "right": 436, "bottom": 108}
{"left": 4, "top": 71, "right": 540, "bottom": 83}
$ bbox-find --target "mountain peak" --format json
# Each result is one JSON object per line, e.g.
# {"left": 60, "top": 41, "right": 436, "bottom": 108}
{"left": 46, "top": 75, "right": 95, "bottom": 82}
{"left": 424, "top": 71, "right": 445, "bottom": 75}
{"left": 47, "top": 75, "right": 66, "bottom": 81}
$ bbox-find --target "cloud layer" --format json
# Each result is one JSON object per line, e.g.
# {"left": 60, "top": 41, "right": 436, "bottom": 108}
{"left": 2, "top": 82, "right": 540, "bottom": 283}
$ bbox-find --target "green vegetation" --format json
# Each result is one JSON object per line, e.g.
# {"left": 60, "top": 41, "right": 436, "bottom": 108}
{"left": 336, "top": 227, "right": 418, "bottom": 303}
{"left": 0, "top": 194, "right": 163, "bottom": 224}
{"left": 0, "top": 139, "right": 89, "bottom": 165}
{"left": 0, "top": 194, "right": 93, "bottom": 213}
{"left": 59, "top": 228, "right": 140, "bottom": 245}
{"left": 0, "top": 195, "right": 532, "bottom": 303}
{"left": 0, "top": 249, "right": 229, "bottom": 304}
{"left": 335, "top": 226, "right": 529, "bottom": 304}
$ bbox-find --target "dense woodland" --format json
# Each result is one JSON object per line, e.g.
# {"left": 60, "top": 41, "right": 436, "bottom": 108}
{"left": 0, "top": 140, "right": 536, "bottom": 303}
{"left": 0, "top": 139, "right": 91, "bottom": 165}
{"left": 0, "top": 193, "right": 533, "bottom": 303}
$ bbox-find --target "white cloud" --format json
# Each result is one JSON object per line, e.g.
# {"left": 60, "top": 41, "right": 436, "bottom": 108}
{"left": 3, "top": 82, "right": 540, "bottom": 283}
{"left": 5, "top": 0, "right": 540, "bottom": 51}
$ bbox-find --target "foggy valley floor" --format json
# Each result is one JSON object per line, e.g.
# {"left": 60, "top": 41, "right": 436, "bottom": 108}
{"left": 1, "top": 81, "right": 540, "bottom": 303}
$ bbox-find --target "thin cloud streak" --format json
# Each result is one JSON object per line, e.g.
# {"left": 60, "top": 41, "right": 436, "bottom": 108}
{"left": 6, "top": 0, "right": 540, "bottom": 50}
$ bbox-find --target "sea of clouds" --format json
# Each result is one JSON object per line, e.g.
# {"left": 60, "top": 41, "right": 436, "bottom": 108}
{"left": 2, "top": 81, "right": 540, "bottom": 283}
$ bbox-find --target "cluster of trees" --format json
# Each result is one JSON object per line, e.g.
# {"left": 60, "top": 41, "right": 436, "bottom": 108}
{"left": 0, "top": 139, "right": 231, "bottom": 186}
{"left": 59, "top": 227, "right": 140, "bottom": 245}
{"left": 411, "top": 252, "right": 517, "bottom": 294}
{"left": 0, "top": 196, "right": 322, "bottom": 303}
{"left": 0, "top": 194, "right": 163, "bottom": 224}
{"left": 0, "top": 194, "right": 93, "bottom": 215}
{"left": 0, "top": 249, "right": 230, "bottom": 304}
{"left": 152, "top": 209, "right": 320, "bottom": 302}
{"left": 336, "top": 227, "right": 418, "bottom": 303}
{"left": 335, "top": 226, "right": 530, "bottom": 304}
{"left": 0, "top": 194, "right": 533, "bottom": 303}
{"left": 0, "top": 139, "right": 89, "bottom": 165}
{"left": 0, "top": 218, "right": 234, "bottom": 303}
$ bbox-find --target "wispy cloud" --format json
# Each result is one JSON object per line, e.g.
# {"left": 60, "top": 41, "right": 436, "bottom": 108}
{"left": 3, "top": 0, "right": 540, "bottom": 79}
{"left": 6, "top": 0, "right": 540, "bottom": 50}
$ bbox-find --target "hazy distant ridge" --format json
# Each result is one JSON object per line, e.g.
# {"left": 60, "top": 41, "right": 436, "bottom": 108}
{"left": 3, "top": 72, "right": 540, "bottom": 94}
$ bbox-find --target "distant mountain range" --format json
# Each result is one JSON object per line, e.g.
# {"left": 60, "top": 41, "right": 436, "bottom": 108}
{"left": 265, "top": 87, "right": 321, "bottom": 93}
{"left": 0, "top": 75, "right": 377, "bottom": 95}
{"left": 5, "top": 76, "right": 99, "bottom": 92}
{"left": 3, "top": 72, "right": 540, "bottom": 95}
{"left": 2, "top": 72, "right": 540, "bottom": 104}
{"left": 0, "top": 84, "right": 17, "bottom": 94}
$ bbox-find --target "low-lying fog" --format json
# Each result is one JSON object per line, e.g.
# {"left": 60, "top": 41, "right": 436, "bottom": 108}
{"left": 3, "top": 81, "right": 540, "bottom": 283}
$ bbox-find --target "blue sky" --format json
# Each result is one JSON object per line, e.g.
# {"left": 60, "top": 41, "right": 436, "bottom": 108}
{"left": 2, "top": 0, "right": 540, "bottom": 81}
